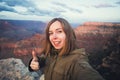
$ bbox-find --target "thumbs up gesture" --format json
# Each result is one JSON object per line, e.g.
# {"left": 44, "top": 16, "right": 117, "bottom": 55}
{"left": 32, "top": 50, "right": 38, "bottom": 61}
{"left": 30, "top": 50, "right": 39, "bottom": 71}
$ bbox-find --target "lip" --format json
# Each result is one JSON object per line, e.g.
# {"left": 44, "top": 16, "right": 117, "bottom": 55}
{"left": 54, "top": 41, "right": 60, "bottom": 44}
{"left": 52, "top": 41, "right": 61, "bottom": 46}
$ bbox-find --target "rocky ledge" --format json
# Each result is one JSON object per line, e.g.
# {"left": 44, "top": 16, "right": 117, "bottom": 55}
{"left": 0, "top": 58, "right": 44, "bottom": 80}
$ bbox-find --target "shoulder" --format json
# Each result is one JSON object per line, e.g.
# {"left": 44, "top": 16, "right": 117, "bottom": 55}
{"left": 70, "top": 48, "right": 88, "bottom": 62}
{"left": 62, "top": 48, "right": 89, "bottom": 70}
{"left": 68, "top": 48, "right": 93, "bottom": 71}
{"left": 71, "top": 48, "right": 86, "bottom": 55}
{"left": 69, "top": 49, "right": 105, "bottom": 80}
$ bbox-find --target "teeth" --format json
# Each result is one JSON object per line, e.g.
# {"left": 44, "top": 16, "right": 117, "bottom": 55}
{"left": 54, "top": 41, "right": 60, "bottom": 45}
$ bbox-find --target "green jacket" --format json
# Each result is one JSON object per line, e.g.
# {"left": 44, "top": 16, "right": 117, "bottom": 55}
{"left": 42, "top": 49, "right": 105, "bottom": 80}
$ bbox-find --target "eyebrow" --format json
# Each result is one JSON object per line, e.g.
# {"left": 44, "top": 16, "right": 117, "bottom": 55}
{"left": 56, "top": 28, "right": 62, "bottom": 31}
{"left": 49, "top": 28, "right": 62, "bottom": 32}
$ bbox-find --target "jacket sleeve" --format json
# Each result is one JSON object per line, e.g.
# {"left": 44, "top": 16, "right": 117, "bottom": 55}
{"left": 70, "top": 60, "right": 105, "bottom": 80}
{"left": 28, "top": 56, "right": 46, "bottom": 72}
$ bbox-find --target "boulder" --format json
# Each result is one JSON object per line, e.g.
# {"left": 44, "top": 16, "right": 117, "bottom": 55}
{"left": 0, "top": 58, "right": 34, "bottom": 80}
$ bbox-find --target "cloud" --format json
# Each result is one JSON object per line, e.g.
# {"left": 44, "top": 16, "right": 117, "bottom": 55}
{"left": 0, "top": 2, "right": 15, "bottom": 12}
{"left": 0, "top": 14, "right": 7, "bottom": 19}
{"left": 93, "top": 3, "right": 116, "bottom": 8}
{"left": 0, "top": 0, "right": 29, "bottom": 14}
{"left": 0, "top": 0, "right": 120, "bottom": 23}
{"left": 0, "top": 0, "right": 62, "bottom": 17}
{"left": 0, "top": 0, "right": 31, "bottom": 7}
{"left": 52, "top": 2, "right": 82, "bottom": 13}
{"left": 0, "top": 0, "right": 36, "bottom": 13}
{"left": 0, "top": 0, "right": 82, "bottom": 18}
{"left": 116, "top": 1, "right": 120, "bottom": 5}
{"left": 29, "top": 8, "right": 61, "bottom": 17}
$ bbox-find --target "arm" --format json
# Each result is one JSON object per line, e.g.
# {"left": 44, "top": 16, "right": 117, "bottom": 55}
{"left": 70, "top": 61, "right": 105, "bottom": 80}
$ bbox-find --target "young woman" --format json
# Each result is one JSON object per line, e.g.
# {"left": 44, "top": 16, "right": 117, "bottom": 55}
{"left": 29, "top": 18, "right": 105, "bottom": 80}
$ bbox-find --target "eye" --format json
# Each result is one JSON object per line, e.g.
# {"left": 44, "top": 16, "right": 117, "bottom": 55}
{"left": 49, "top": 32, "right": 53, "bottom": 35}
{"left": 57, "top": 30, "right": 63, "bottom": 33}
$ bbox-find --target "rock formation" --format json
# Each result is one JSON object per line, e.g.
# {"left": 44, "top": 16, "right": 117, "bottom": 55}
{"left": 0, "top": 21, "right": 120, "bottom": 80}
{"left": 0, "top": 58, "right": 44, "bottom": 80}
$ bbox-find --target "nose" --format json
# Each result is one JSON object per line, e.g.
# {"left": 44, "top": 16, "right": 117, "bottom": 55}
{"left": 53, "top": 33, "right": 57, "bottom": 39}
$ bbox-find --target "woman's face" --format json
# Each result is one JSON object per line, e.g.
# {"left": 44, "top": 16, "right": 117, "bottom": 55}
{"left": 49, "top": 21, "right": 66, "bottom": 49}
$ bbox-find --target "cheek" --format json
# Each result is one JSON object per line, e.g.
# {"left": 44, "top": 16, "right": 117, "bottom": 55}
{"left": 49, "top": 36, "right": 52, "bottom": 42}
{"left": 61, "top": 35, "right": 66, "bottom": 43}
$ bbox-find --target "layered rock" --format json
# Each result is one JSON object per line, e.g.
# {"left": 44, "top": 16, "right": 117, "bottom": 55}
{"left": 0, "top": 58, "right": 44, "bottom": 80}
{"left": 74, "top": 22, "right": 120, "bottom": 80}
{"left": 74, "top": 22, "right": 120, "bottom": 53}
{"left": 0, "top": 21, "right": 120, "bottom": 80}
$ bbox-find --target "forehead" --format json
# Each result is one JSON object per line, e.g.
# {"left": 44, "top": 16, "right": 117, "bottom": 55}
{"left": 49, "top": 21, "right": 63, "bottom": 31}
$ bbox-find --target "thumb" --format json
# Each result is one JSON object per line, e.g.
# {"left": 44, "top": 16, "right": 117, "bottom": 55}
{"left": 32, "top": 50, "right": 38, "bottom": 61}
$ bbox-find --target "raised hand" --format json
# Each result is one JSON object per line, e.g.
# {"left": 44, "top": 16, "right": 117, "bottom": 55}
{"left": 30, "top": 50, "right": 39, "bottom": 71}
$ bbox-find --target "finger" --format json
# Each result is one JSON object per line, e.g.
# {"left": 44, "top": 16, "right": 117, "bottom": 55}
{"left": 30, "top": 62, "right": 39, "bottom": 70}
{"left": 32, "top": 50, "right": 38, "bottom": 61}
{"left": 30, "top": 64, "right": 39, "bottom": 70}
{"left": 30, "top": 62, "right": 39, "bottom": 67}
{"left": 31, "top": 61, "right": 39, "bottom": 65}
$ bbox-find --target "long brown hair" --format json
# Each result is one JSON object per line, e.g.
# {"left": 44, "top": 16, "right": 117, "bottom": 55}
{"left": 43, "top": 18, "right": 77, "bottom": 56}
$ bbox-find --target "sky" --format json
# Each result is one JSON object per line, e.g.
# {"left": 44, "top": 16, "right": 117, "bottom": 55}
{"left": 0, "top": 0, "right": 120, "bottom": 24}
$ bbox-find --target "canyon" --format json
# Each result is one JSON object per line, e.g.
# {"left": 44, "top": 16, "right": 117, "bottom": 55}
{"left": 0, "top": 20, "right": 120, "bottom": 80}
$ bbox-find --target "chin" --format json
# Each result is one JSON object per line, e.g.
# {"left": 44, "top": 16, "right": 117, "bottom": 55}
{"left": 55, "top": 48, "right": 61, "bottom": 49}
{"left": 54, "top": 47, "right": 62, "bottom": 50}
